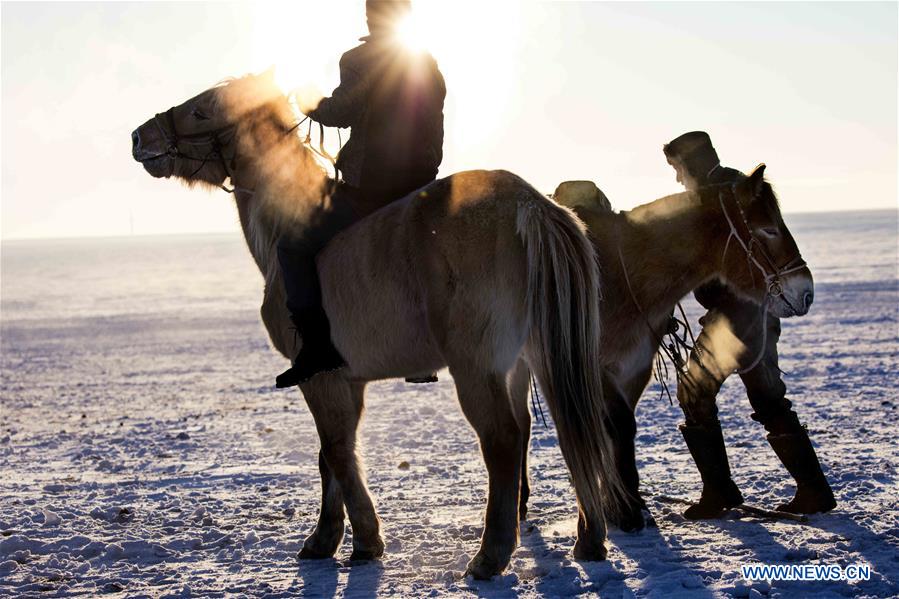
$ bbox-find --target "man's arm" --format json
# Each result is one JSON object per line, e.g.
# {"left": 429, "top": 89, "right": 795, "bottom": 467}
{"left": 307, "top": 55, "right": 366, "bottom": 128}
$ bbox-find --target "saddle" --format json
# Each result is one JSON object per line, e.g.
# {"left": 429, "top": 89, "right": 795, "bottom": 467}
{"left": 551, "top": 180, "right": 613, "bottom": 214}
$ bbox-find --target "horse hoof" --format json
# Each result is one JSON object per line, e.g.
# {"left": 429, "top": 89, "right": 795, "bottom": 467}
{"left": 465, "top": 552, "right": 504, "bottom": 580}
{"left": 349, "top": 539, "right": 385, "bottom": 562}
{"left": 606, "top": 503, "right": 646, "bottom": 532}
{"left": 298, "top": 527, "right": 344, "bottom": 560}
{"left": 349, "top": 549, "right": 383, "bottom": 562}
{"left": 617, "top": 510, "right": 646, "bottom": 533}
{"left": 573, "top": 538, "right": 608, "bottom": 562}
{"left": 298, "top": 546, "right": 336, "bottom": 560}
{"left": 776, "top": 489, "right": 836, "bottom": 515}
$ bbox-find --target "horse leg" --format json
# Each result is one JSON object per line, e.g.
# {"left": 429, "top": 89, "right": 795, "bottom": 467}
{"left": 298, "top": 449, "right": 346, "bottom": 558}
{"left": 602, "top": 365, "right": 657, "bottom": 532}
{"left": 604, "top": 381, "right": 644, "bottom": 532}
{"left": 509, "top": 359, "right": 532, "bottom": 521}
{"left": 451, "top": 364, "right": 522, "bottom": 580}
{"left": 300, "top": 377, "right": 384, "bottom": 561}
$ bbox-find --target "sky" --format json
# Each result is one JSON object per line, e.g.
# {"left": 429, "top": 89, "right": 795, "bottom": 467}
{"left": 1, "top": 1, "right": 896, "bottom": 240}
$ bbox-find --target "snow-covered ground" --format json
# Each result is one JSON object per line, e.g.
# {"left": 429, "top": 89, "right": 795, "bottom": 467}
{"left": 1, "top": 209, "right": 897, "bottom": 597}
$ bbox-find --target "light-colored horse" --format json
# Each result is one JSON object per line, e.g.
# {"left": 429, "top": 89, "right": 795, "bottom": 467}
{"left": 131, "top": 73, "right": 627, "bottom": 579}
{"left": 553, "top": 172, "right": 814, "bottom": 529}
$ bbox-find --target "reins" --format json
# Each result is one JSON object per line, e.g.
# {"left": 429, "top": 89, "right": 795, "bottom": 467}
{"left": 299, "top": 118, "right": 341, "bottom": 180}
{"left": 616, "top": 241, "right": 697, "bottom": 404}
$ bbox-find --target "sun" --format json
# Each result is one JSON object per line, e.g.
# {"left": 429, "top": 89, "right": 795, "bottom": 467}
{"left": 392, "top": 2, "right": 521, "bottom": 69}
{"left": 250, "top": 1, "right": 526, "bottom": 168}
{"left": 389, "top": 1, "right": 525, "bottom": 150}
{"left": 395, "top": 11, "right": 428, "bottom": 53}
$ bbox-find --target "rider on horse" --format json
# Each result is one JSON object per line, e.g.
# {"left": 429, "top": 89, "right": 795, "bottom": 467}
{"left": 664, "top": 131, "right": 836, "bottom": 518}
{"left": 276, "top": 0, "right": 445, "bottom": 388}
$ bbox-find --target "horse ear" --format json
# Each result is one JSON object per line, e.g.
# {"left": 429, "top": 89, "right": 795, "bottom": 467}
{"left": 748, "top": 163, "right": 766, "bottom": 197}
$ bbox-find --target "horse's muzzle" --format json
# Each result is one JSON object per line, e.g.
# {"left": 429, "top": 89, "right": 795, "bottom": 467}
{"left": 131, "top": 127, "right": 154, "bottom": 162}
{"left": 131, "top": 125, "right": 172, "bottom": 178}
{"left": 772, "top": 271, "right": 814, "bottom": 317}
{"left": 801, "top": 289, "right": 814, "bottom": 313}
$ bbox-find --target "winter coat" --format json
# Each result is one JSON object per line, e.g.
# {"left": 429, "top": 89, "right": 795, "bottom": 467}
{"left": 308, "top": 35, "right": 446, "bottom": 193}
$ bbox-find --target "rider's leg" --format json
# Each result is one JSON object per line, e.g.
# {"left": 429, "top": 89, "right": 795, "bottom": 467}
{"left": 677, "top": 309, "right": 744, "bottom": 520}
{"left": 738, "top": 316, "right": 836, "bottom": 514}
{"left": 275, "top": 190, "right": 360, "bottom": 387}
{"left": 275, "top": 237, "right": 347, "bottom": 387}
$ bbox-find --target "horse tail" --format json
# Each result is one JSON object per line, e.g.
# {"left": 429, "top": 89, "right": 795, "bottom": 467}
{"left": 516, "top": 194, "right": 628, "bottom": 522}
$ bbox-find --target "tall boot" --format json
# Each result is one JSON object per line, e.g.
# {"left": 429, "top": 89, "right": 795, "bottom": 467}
{"left": 766, "top": 427, "right": 836, "bottom": 514}
{"left": 275, "top": 307, "right": 347, "bottom": 388}
{"left": 679, "top": 423, "right": 744, "bottom": 519}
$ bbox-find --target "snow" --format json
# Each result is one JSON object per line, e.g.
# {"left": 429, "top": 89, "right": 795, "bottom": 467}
{"left": 1, "top": 209, "right": 897, "bottom": 597}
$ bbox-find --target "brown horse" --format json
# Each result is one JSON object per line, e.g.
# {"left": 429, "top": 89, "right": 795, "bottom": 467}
{"left": 553, "top": 171, "right": 814, "bottom": 529}
{"left": 130, "top": 72, "right": 627, "bottom": 579}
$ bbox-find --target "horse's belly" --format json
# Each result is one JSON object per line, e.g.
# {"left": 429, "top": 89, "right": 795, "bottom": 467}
{"left": 318, "top": 202, "right": 444, "bottom": 380}
{"left": 606, "top": 334, "right": 658, "bottom": 409}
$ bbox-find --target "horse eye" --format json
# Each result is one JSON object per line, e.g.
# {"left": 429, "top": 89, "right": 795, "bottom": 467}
{"left": 761, "top": 227, "right": 780, "bottom": 238}
{"left": 191, "top": 108, "right": 210, "bottom": 121}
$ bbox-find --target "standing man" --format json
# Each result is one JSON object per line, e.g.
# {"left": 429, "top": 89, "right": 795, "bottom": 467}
{"left": 276, "top": 0, "right": 445, "bottom": 388}
{"left": 664, "top": 131, "right": 836, "bottom": 518}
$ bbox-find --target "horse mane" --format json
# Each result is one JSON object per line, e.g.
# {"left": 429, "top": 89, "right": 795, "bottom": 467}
{"left": 758, "top": 180, "right": 782, "bottom": 214}
{"left": 212, "top": 74, "right": 332, "bottom": 279}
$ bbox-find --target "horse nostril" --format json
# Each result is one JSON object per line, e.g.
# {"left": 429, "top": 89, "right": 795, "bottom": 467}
{"left": 131, "top": 129, "right": 140, "bottom": 150}
{"left": 803, "top": 290, "right": 814, "bottom": 310}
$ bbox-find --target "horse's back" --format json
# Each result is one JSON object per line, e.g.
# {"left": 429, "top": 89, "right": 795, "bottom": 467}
{"left": 319, "top": 170, "right": 538, "bottom": 379}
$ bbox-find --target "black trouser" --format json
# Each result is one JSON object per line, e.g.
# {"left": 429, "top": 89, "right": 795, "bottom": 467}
{"left": 277, "top": 186, "right": 359, "bottom": 318}
{"left": 677, "top": 284, "right": 796, "bottom": 433}
{"left": 276, "top": 181, "right": 427, "bottom": 323}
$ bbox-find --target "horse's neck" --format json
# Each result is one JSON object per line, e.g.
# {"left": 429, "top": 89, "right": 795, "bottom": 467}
{"left": 230, "top": 128, "right": 327, "bottom": 280}
{"left": 234, "top": 190, "right": 270, "bottom": 275}
{"left": 607, "top": 191, "right": 724, "bottom": 324}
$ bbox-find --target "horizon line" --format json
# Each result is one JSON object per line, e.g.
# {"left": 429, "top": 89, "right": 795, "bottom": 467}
{"left": 1, "top": 206, "right": 896, "bottom": 244}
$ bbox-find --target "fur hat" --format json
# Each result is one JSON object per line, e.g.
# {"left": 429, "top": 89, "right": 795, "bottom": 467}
{"left": 366, "top": 0, "right": 412, "bottom": 32}
{"left": 663, "top": 131, "right": 719, "bottom": 166}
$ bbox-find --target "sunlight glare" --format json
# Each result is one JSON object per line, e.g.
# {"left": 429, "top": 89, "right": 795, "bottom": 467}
{"left": 395, "top": 12, "right": 427, "bottom": 53}
{"left": 250, "top": 2, "right": 361, "bottom": 96}
{"left": 391, "top": 0, "right": 526, "bottom": 151}
{"left": 247, "top": 1, "right": 526, "bottom": 172}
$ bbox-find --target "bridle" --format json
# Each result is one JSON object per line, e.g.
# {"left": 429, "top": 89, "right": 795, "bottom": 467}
{"left": 716, "top": 181, "right": 808, "bottom": 372}
{"left": 145, "top": 103, "right": 342, "bottom": 195}
{"left": 148, "top": 106, "right": 241, "bottom": 193}
{"left": 718, "top": 182, "right": 807, "bottom": 304}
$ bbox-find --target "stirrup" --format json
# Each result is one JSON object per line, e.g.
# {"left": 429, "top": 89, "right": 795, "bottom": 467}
{"left": 405, "top": 373, "right": 438, "bottom": 384}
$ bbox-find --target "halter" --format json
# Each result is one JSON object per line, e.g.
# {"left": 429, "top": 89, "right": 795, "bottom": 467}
{"left": 718, "top": 183, "right": 807, "bottom": 303}
{"left": 717, "top": 182, "right": 808, "bottom": 372}
{"left": 146, "top": 102, "right": 343, "bottom": 196}
{"left": 149, "top": 106, "right": 241, "bottom": 193}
